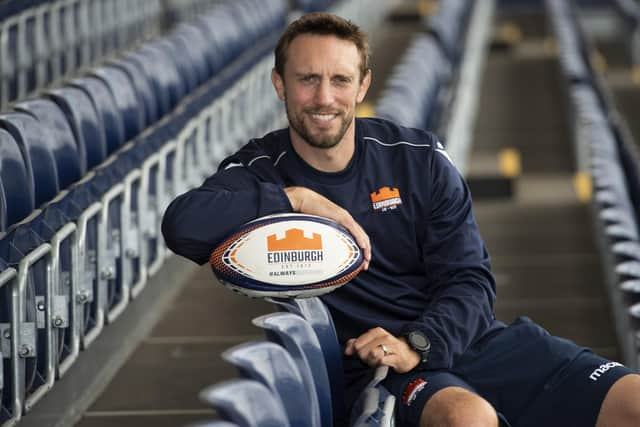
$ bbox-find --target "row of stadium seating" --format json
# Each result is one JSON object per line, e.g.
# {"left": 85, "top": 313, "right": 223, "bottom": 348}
{"left": 196, "top": 297, "right": 395, "bottom": 427}
{"left": 546, "top": 0, "right": 640, "bottom": 370}
{"left": 0, "top": 0, "right": 164, "bottom": 109}
{"left": 194, "top": 2, "right": 479, "bottom": 427}
{"left": 376, "top": 35, "right": 449, "bottom": 130}
{"left": 0, "top": 0, "right": 291, "bottom": 424}
{"left": 375, "top": 0, "right": 474, "bottom": 133}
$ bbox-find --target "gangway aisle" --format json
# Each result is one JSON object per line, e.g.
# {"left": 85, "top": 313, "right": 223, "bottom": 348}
{"left": 470, "top": 7, "right": 620, "bottom": 361}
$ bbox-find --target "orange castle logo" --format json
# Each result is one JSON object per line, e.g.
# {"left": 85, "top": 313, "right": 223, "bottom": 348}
{"left": 267, "top": 228, "right": 323, "bottom": 251}
{"left": 370, "top": 187, "right": 401, "bottom": 203}
{"left": 370, "top": 187, "right": 402, "bottom": 211}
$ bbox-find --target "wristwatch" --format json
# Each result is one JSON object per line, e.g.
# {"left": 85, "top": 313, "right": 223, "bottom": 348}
{"left": 404, "top": 330, "right": 431, "bottom": 365}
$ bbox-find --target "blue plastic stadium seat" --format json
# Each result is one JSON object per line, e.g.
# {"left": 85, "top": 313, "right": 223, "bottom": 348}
{"left": 350, "top": 366, "right": 396, "bottom": 427}
{"left": 253, "top": 312, "right": 330, "bottom": 427}
{"left": 22, "top": 193, "right": 81, "bottom": 377}
{"left": 69, "top": 76, "right": 126, "bottom": 155}
{"left": 270, "top": 297, "right": 347, "bottom": 426}
{"left": 60, "top": 174, "right": 103, "bottom": 348}
{"left": 0, "top": 215, "right": 54, "bottom": 410}
{"left": 0, "top": 182, "right": 6, "bottom": 232}
{"left": 194, "top": 12, "right": 239, "bottom": 67}
{"left": 110, "top": 55, "right": 159, "bottom": 127}
{"left": 173, "top": 23, "right": 220, "bottom": 78}
{"left": 0, "top": 128, "right": 34, "bottom": 229}
{"left": 227, "top": 2, "right": 259, "bottom": 48}
{"left": 152, "top": 39, "right": 199, "bottom": 94}
{"left": 90, "top": 66, "right": 144, "bottom": 142}
{"left": 200, "top": 379, "right": 291, "bottom": 427}
{"left": 0, "top": 112, "right": 60, "bottom": 207}
{"left": 136, "top": 45, "right": 186, "bottom": 116}
{"left": 222, "top": 341, "right": 315, "bottom": 427}
{"left": 0, "top": 255, "right": 17, "bottom": 424}
{"left": 14, "top": 98, "right": 84, "bottom": 188}
{"left": 88, "top": 159, "right": 130, "bottom": 324}
{"left": 168, "top": 29, "right": 210, "bottom": 86}
{"left": 47, "top": 86, "right": 108, "bottom": 170}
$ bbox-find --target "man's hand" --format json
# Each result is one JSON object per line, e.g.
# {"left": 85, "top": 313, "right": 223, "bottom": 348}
{"left": 344, "top": 327, "right": 421, "bottom": 374}
{"left": 284, "top": 186, "right": 371, "bottom": 270}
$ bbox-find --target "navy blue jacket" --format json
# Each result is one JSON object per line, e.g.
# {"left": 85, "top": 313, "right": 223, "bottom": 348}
{"left": 162, "top": 117, "right": 503, "bottom": 372}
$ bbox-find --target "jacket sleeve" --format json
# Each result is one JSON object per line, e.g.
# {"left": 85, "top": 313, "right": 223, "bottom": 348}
{"left": 161, "top": 148, "right": 293, "bottom": 265}
{"left": 401, "top": 146, "right": 497, "bottom": 370}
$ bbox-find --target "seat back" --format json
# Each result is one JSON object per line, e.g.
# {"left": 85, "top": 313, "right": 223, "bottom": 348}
{"left": 173, "top": 23, "right": 219, "bottom": 77}
{"left": 138, "top": 44, "right": 186, "bottom": 115}
{"left": 0, "top": 128, "right": 34, "bottom": 228}
{"left": 69, "top": 76, "right": 126, "bottom": 155}
{"left": 222, "top": 341, "right": 313, "bottom": 427}
{"left": 252, "top": 312, "right": 329, "bottom": 427}
{"left": 0, "top": 181, "right": 5, "bottom": 232}
{"left": 90, "top": 65, "right": 144, "bottom": 142}
{"left": 152, "top": 39, "right": 198, "bottom": 94}
{"left": 270, "top": 297, "right": 347, "bottom": 426}
{"left": 47, "top": 86, "right": 108, "bottom": 170}
{"left": 0, "top": 112, "right": 60, "bottom": 207}
{"left": 200, "top": 379, "right": 291, "bottom": 427}
{"left": 168, "top": 28, "right": 210, "bottom": 86}
{"left": 111, "top": 55, "right": 159, "bottom": 127}
{"left": 14, "top": 98, "right": 84, "bottom": 189}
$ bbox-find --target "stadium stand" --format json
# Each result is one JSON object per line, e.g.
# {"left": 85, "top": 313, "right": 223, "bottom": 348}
{"left": 0, "top": 0, "right": 295, "bottom": 424}
{"left": 0, "top": 0, "right": 638, "bottom": 425}
{"left": 0, "top": 0, "right": 163, "bottom": 109}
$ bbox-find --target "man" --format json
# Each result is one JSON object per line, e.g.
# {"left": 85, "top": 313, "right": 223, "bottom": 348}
{"left": 162, "top": 12, "right": 640, "bottom": 427}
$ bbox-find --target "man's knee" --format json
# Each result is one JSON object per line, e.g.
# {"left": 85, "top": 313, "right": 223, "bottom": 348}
{"left": 420, "top": 386, "right": 499, "bottom": 427}
{"left": 597, "top": 374, "right": 640, "bottom": 427}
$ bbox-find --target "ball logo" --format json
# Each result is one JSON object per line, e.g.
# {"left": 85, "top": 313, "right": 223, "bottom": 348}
{"left": 266, "top": 228, "right": 324, "bottom": 264}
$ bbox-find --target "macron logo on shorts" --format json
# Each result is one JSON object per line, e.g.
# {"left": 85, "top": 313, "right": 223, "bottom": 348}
{"left": 402, "top": 379, "right": 427, "bottom": 406}
{"left": 589, "top": 362, "right": 623, "bottom": 381}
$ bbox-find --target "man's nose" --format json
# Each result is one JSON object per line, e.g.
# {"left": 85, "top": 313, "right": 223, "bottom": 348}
{"left": 314, "top": 80, "right": 333, "bottom": 105}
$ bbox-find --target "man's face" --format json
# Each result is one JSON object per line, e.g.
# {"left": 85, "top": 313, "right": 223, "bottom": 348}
{"left": 272, "top": 34, "right": 370, "bottom": 149}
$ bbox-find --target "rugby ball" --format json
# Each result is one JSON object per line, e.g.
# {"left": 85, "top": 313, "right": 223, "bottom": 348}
{"left": 209, "top": 213, "right": 365, "bottom": 298}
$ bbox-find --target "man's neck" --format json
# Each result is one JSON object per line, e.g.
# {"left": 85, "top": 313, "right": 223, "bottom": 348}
{"left": 289, "top": 122, "right": 356, "bottom": 173}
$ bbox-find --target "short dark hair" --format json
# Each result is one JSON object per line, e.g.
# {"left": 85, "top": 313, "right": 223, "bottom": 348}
{"left": 274, "top": 12, "right": 370, "bottom": 82}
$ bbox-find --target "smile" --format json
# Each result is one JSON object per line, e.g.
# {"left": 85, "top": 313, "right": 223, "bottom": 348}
{"left": 311, "top": 113, "right": 337, "bottom": 121}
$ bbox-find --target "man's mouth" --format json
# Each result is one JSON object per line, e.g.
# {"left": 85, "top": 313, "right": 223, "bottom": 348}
{"left": 309, "top": 112, "right": 339, "bottom": 123}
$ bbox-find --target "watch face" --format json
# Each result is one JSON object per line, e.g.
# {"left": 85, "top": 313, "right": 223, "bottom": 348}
{"left": 409, "top": 331, "right": 430, "bottom": 352}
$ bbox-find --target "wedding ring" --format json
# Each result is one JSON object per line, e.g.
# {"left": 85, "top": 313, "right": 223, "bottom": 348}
{"left": 379, "top": 344, "right": 389, "bottom": 357}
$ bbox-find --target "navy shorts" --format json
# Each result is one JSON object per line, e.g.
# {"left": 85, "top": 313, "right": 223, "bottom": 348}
{"left": 380, "top": 317, "right": 634, "bottom": 427}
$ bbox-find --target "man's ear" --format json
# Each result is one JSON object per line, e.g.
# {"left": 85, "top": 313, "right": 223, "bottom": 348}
{"left": 271, "top": 68, "right": 285, "bottom": 101}
{"left": 356, "top": 69, "right": 372, "bottom": 103}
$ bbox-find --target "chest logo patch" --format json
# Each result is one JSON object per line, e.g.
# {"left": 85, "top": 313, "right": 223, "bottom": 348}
{"left": 370, "top": 186, "right": 402, "bottom": 212}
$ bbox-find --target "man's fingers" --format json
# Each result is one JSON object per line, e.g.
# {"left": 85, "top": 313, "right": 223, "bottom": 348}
{"left": 344, "top": 338, "right": 356, "bottom": 355}
{"left": 285, "top": 187, "right": 372, "bottom": 269}
{"left": 350, "top": 328, "right": 395, "bottom": 364}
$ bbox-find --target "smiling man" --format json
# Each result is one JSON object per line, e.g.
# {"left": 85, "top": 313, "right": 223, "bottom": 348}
{"left": 162, "top": 12, "right": 640, "bottom": 427}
